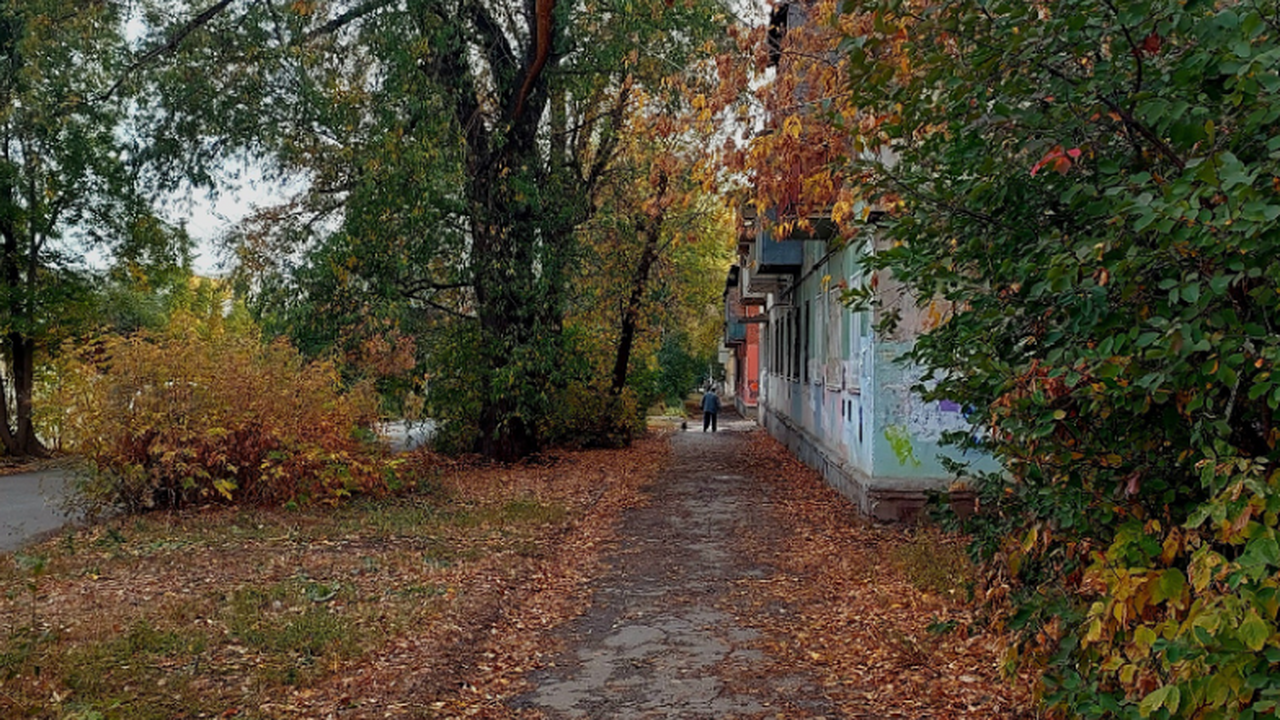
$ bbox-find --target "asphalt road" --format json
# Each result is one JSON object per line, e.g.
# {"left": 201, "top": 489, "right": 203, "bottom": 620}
{"left": 0, "top": 469, "right": 77, "bottom": 554}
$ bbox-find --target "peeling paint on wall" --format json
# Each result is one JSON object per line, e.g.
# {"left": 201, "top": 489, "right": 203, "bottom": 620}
{"left": 750, "top": 229, "right": 997, "bottom": 512}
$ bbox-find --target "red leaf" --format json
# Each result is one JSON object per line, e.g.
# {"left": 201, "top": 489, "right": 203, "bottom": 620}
{"left": 1141, "top": 32, "right": 1161, "bottom": 55}
{"left": 1030, "top": 146, "right": 1081, "bottom": 176}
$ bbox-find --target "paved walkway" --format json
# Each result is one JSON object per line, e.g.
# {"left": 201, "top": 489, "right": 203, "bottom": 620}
{"left": 0, "top": 469, "right": 76, "bottom": 554}
{"left": 512, "top": 411, "right": 836, "bottom": 718}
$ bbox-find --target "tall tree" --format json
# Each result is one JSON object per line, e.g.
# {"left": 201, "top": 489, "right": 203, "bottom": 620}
{"left": 144, "top": 0, "right": 733, "bottom": 459}
{"left": 569, "top": 120, "right": 732, "bottom": 400}
{"left": 0, "top": 0, "right": 151, "bottom": 457}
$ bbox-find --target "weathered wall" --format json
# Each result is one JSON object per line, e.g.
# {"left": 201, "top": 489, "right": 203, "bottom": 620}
{"left": 755, "top": 235, "right": 993, "bottom": 520}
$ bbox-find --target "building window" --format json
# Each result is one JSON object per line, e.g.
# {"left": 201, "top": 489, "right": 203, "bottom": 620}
{"left": 827, "top": 288, "right": 842, "bottom": 389}
{"left": 791, "top": 307, "right": 801, "bottom": 381}
{"left": 848, "top": 309, "right": 862, "bottom": 390}
{"left": 779, "top": 312, "right": 787, "bottom": 380}
{"left": 771, "top": 316, "right": 779, "bottom": 376}
{"left": 778, "top": 311, "right": 787, "bottom": 380}
{"left": 802, "top": 300, "right": 810, "bottom": 384}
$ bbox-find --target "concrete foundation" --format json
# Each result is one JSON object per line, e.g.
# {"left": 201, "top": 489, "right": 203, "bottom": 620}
{"left": 762, "top": 408, "right": 972, "bottom": 523}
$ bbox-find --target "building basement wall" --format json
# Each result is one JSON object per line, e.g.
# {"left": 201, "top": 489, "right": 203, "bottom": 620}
{"left": 761, "top": 405, "right": 947, "bottom": 522}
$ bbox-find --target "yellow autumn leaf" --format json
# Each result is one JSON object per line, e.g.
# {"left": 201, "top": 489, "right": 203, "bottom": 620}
{"left": 783, "top": 114, "right": 802, "bottom": 138}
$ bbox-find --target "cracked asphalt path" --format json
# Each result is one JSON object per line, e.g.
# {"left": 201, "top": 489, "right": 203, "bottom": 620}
{"left": 512, "top": 412, "right": 835, "bottom": 719}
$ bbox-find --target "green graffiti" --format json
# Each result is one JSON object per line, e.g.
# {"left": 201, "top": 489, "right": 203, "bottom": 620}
{"left": 884, "top": 425, "right": 922, "bottom": 467}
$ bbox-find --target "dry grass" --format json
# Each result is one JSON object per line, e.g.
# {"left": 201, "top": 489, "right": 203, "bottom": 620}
{"left": 0, "top": 436, "right": 667, "bottom": 719}
{"left": 891, "top": 527, "right": 977, "bottom": 599}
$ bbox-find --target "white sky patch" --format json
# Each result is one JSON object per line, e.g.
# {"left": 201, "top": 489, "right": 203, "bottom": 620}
{"left": 161, "top": 159, "right": 306, "bottom": 277}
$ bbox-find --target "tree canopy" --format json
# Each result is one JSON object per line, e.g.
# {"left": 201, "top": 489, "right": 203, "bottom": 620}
{"left": 0, "top": 0, "right": 182, "bottom": 457}
{"left": 122, "top": 0, "right": 738, "bottom": 459}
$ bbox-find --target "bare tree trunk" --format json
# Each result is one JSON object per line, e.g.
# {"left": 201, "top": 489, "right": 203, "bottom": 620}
{"left": 0, "top": 189, "right": 21, "bottom": 456}
{"left": 0, "top": 365, "right": 16, "bottom": 455}
{"left": 0, "top": 157, "right": 46, "bottom": 457}
{"left": 611, "top": 218, "right": 662, "bottom": 396}
{"left": 610, "top": 170, "right": 670, "bottom": 396}
{"left": 9, "top": 332, "right": 44, "bottom": 457}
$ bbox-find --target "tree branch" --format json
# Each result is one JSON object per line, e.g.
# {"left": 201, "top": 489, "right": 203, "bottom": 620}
{"left": 1027, "top": 53, "right": 1186, "bottom": 172}
{"left": 296, "top": 0, "right": 396, "bottom": 45}
{"left": 510, "top": 0, "right": 556, "bottom": 121}
{"left": 878, "top": 166, "right": 1024, "bottom": 237}
{"left": 98, "top": 0, "right": 237, "bottom": 102}
{"left": 1099, "top": 0, "right": 1146, "bottom": 99}
{"left": 397, "top": 277, "right": 473, "bottom": 296}
{"left": 413, "top": 295, "right": 476, "bottom": 320}
{"left": 585, "top": 80, "right": 632, "bottom": 192}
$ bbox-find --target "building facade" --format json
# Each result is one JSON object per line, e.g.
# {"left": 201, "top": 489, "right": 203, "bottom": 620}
{"left": 728, "top": 207, "right": 992, "bottom": 521}
{"left": 723, "top": 266, "right": 762, "bottom": 415}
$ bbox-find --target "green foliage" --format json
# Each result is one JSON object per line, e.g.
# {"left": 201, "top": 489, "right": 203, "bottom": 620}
{"left": 843, "top": 0, "right": 1280, "bottom": 716}
{"left": 140, "top": 0, "right": 734, "bottom": 461}
{"left": 94, "top": 215, "right": 197, "bottom": 335}
{"left": 0, "top": 0, "right": 161, "bottom": 456}
{"left": 54, "top": 307, "right": 386, "bottom": 513}
{"left": 224, "top": 580, "right": 359, "bottom": 665}
{"left": 543, "top": 383, "right": 643, "bottom": 450}
{"left": 646, "top": 330, "right": 717, "bottom": 408}
{"left": 420, "top": 320, "right": 486, "bottom": 456}
{"left": 422, "top": 321, "right": 645, "bottom": 453}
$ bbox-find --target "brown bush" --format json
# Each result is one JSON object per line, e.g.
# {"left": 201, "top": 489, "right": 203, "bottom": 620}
{"left": 53, "top": 313, "right": 386, "bottom": 512}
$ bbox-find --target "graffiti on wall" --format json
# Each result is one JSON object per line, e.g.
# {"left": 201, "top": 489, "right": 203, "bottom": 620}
{"left": 879, "top": 381, "right": 969, "bottom": 446}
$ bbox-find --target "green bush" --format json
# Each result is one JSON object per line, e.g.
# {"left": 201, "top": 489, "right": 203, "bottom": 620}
{"left": 840, "top": 1, "right": 1280, "bottom": 717}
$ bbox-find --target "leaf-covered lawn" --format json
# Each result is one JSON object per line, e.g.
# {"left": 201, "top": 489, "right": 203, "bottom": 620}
{"left": 1, "top": 437, "right": 660, "bottom": 719}
{"left": 735, "top": 434, "right": 1036, "bottom": 719}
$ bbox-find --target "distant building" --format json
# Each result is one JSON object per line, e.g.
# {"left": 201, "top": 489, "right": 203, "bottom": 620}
{"left": 722, "top": 265, "right": 762, "bottom": 415}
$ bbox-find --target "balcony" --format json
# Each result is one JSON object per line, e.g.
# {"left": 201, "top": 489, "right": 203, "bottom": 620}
{"left": 753, "top": 222, "right": 804, "bottom": 274}
{"left": 724, "top": 266, "right": 748, "bottom": 345}
{"left": 739, "top": 205, "right": 803, "bottom": 298}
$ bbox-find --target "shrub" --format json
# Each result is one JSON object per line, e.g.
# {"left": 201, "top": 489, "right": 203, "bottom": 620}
{"left": 543, "top": 383, "right": 643, "bottom": 450}
{"left": 53, "top": 313, "right": 385, "bottom": 512}
{"left": 841, "top": 1, "right": 1280, "bottom": 716}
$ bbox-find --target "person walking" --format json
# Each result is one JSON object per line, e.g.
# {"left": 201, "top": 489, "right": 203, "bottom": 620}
{"left": 701, "top": 385, "right": 721, "bottom": 432}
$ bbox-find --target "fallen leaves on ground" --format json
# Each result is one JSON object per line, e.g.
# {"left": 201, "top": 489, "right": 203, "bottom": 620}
{"left": 0, "top": 435, "right": 665, "bottom": 719}
{"left": 730, "top": 432, "right": 1036, "bottom": 718}
{"left": 3, "top": 428, "right": 1039, "bottom": 719}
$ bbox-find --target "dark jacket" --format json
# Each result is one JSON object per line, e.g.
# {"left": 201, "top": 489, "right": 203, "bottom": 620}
{"left": 701, "top": 391, "right": 721, "bottom": 414}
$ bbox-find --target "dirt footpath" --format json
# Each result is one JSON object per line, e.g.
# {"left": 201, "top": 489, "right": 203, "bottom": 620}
{"left": 511, "top": 414, "right": 838, "bottom": 718}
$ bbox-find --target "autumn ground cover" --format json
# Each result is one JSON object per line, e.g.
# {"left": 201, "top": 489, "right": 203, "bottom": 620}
{"left": 735, "top": 437, "right": 1036, "bottom": 718}
{"left": 3, "top": 427, "right": 1033, "bottom": 719}
{"left": 0, "top": 438, "right": 659, "bottom": 719}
